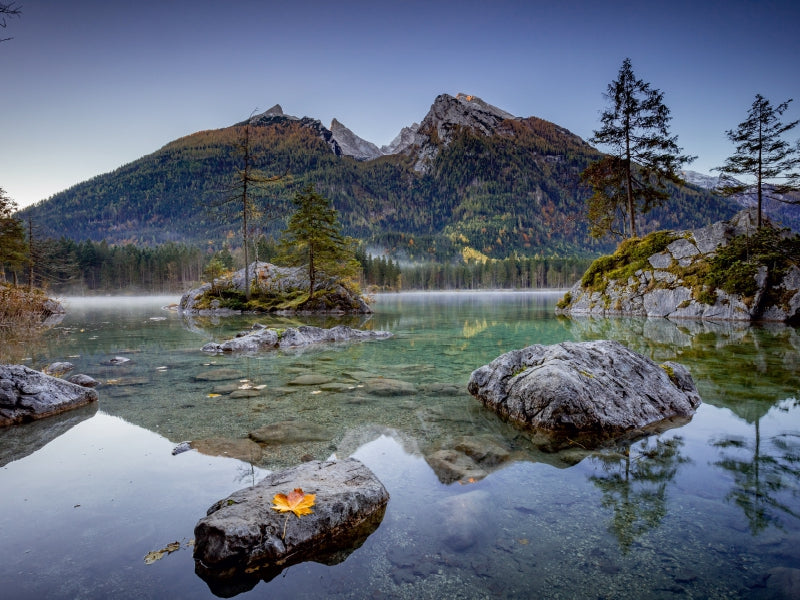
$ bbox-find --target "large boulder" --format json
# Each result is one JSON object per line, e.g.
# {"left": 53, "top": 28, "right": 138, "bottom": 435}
{"left": 201, "top": 324, "right": 392, "bottom": 353}
{"left": 179, "top": 261, "right": 372, "bottom": 314}
{"left": 557, "top": 208, "right": 800, "bottom": 322}
{"left": 193, "top": 458, "right": 389, "bottom": 586}
{"left": 0, "top": 364, "right": 99, "bottom": 427}
{"left": 468, "top": 340, "right": 701, "bottom": 440}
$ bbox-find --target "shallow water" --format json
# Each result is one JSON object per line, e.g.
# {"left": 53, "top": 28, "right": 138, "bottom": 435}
{"left": 1, "top": 292, "right": 799, "bottom": 599}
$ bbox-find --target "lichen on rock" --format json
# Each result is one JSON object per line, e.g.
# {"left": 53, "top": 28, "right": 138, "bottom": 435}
{"left": 557, "top": 208, "right": 800, "bottom": 322}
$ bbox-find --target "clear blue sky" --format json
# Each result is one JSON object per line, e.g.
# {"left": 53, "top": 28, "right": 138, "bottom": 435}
{"left": 2, "top": 0, "right": 799, "bottom": 208}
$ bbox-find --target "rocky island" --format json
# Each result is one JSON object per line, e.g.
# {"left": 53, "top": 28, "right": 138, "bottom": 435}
{"left": 178, "top": 262, "right": 372, "bottom": 315}
{"left": 556, "top": 209, "right": 800, "bottom": 322}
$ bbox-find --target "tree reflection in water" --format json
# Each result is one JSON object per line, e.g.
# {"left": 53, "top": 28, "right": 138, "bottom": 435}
{"left": 713, "top": 399, "right": 800, "bottom": 534}
{"left": 590, "top": 436, "right": 688, "bottom": 552}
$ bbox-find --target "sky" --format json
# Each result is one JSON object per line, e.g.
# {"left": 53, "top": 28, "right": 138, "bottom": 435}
{"left": 2, "top": 0, "right": 799, "bottom": 208}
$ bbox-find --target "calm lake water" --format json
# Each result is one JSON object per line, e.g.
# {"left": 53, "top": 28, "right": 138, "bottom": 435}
{"left": 1, "top": 292, "right": 799, "bottom": 599}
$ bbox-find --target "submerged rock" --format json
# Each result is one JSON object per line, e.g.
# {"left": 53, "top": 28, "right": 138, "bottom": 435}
{"left": 67, "top": 374, "right": 99, "bottom": 388}
{"left": 249, "top": 420, "right": 331, "bottom": 445}
{"left": 0, "top": 364, "right": 99, "bottom": 427}
{"left": 468, "top": 340, "right": 701, "bottom": 441}
{"left": 190, "top": 437, "right": 264, "bottom": 463}
{"left": 202, "top": 324, "right": 392, "bottom": 354}
{"left": 43, "top": 362, "right": 74, "bottom": 376}
{"left": 193, "top": 459, "right": 388, "bottom": 584}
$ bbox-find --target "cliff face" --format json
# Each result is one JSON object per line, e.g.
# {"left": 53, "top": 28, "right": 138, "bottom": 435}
{"left": 556, "top": 209, "right": 800, "bottom": 323}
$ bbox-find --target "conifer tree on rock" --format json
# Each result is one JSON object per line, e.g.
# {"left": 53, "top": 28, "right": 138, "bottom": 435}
{"left": 280, "top": 184, "right": 359, "bottom": 304}
{"left": 715, "top": 94, "right": 800, "bottom": 229}
{"left": 582, "top": 58, "right": 694, "bottom": 238}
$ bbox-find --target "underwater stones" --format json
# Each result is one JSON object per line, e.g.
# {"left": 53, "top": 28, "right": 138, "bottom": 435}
{"left": 228, "top": 389, "right": 263, "bottom": 399}
{"left": 190, "top": 437, "right": 263, "bottom": 463}
{"left": 0, "top": 364, "right": 99, "bottom": 426}
{"left": 67, "top": 374, "right": 99, "bottom": 388}
{"left": 249, "top": 420, "right": 331, "bottom": 445}
{"left": 210, "top": 383, "right": 240, "bottom": 394}
{"left": 363, "top": 378, "right": 416, "bottom": 396}
{"left": 420, "top": 382, "right": 465, "bottom": 396}
{"left": 468, "top": 340, "right": 701, "bottom": 439}
{"left": 426, "top": 449, "right": 487, "bottom": 484}
{"left": 194, "top": 368, "right": 244, "bottom": 382}
{"left": 43, "top": 362, "right": 74, "bottom": 376}
{"left": 193, "top": 459, "right": 388, "bottom": 581}
{"left": 103, "top": 356, "right": 131, "bottom": 365}
{"left": 288, "top": 374, "right": 333, "bottom": 386}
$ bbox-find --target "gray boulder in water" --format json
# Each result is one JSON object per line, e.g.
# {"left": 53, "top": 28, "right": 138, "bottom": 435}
{"left": 468, "top": 340, "right": 701, "bottom": 438}
{"left": 0, "top": 364, "right": 99, "bottom": 426}
{"left": 202, "top": 324, "right": 392, "bottom": 353}
{"left": 193, "top": 458, "right": 388, "bottom": 584}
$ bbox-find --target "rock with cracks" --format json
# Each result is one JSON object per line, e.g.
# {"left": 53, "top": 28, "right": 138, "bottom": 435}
{"left": 193, "top": 458, "right": 389, "bottom": 591}
{"left": 0, "top": 364, "right": 99, "bottom": 427}
{"left": 468, "top": 340, "right": 701, "bottom": 443}
{"left": 202, "top": 324, "right": 392, "bottom": 353}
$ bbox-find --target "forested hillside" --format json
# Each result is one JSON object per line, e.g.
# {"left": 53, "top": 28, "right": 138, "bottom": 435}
{"left": 21, "top": 105, "right": 736, "bottom": 260}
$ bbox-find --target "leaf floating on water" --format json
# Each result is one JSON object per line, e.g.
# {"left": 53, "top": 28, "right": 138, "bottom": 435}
{"left": 144, "top": 541, "right": 181, "bottom": 565}
{"left": 271, "top": 488, "right": 316, "bottom": 517}
{"left": 207, "top": 393, "right": 221, "bottom": 398}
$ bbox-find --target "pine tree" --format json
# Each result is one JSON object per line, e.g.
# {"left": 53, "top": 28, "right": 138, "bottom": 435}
{"left": 0, "top": 188, "right": 27, "bottom": 283}
{"left": 280, "top": 184, "right": 358, "bottom": 302}
{"left": 715, "top": 94, "right": 800, "bottom": 229}
{"left": 583, "top": 58, "right": 694, "bottom": 238}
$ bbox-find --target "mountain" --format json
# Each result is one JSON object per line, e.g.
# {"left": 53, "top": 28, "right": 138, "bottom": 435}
{"left": 681, "top": 169, "right": 800, "bottom": 232}
{"left": 21, "top": 94, "right": 736, "bottom": 259}
{"left": 330, "top": 119, "right": 383, "bottom": 160}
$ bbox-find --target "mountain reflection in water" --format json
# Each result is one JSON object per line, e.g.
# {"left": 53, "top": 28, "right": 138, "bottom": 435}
{"left": 0, "top": 293, "right": 798, "bottom": 599}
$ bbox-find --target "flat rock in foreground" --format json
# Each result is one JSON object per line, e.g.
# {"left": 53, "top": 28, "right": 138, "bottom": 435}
{"left": 0, "top": 364, "right": 99, "bottom": 427}
{"left": 202, "top": 324, "right": 392, "bottom": 354}
{"left": 194, "top": 458, "right": 389, "bottom": 587}
{"left": 468, "top": 340, "right": 701, "bottom": 441}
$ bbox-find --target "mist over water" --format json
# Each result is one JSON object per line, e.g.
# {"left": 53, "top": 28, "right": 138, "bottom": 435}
{"left": 1, "top": 292, "right": 798, "bottom": 599}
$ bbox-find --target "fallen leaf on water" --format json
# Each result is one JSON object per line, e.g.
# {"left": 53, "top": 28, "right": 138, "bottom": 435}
{"left": 271, "top": 488, "right": 316, "bottom": 517}
{"left": 144, "top": 541, "right": 181, "bottom": 565}
{"left": 207, "top": 393, "right": 221, "bottom": 398}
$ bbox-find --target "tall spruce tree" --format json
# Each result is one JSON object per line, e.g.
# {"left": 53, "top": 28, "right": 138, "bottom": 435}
{"left": 714, "top": 94, "right": 800, "bottom": 229}
{"left": 583, "top": 58, "right": 694, "bottom": 238}
{"left": 0, "top": 188, "right": 27, "bottom": 283}
{"left": 280, "top": 184, "right": 358, "bottom": 303}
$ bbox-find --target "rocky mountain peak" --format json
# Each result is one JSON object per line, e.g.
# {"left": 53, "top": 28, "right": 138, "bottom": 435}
{"left": 411, "top": 93, "right": 518, "bottom": 172}
{"left": 330, "top": 119, "right": 383, "bottom": 161}
{"left": 380, "top": 123, "right": 421, "bottom": 155}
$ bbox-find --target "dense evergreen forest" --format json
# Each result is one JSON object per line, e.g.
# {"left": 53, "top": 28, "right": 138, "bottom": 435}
{"left": 19, "top": 113, "right": 736, "bottom": 261}
{"left": 12, "top": 236, "right": 590, "bottom": 294}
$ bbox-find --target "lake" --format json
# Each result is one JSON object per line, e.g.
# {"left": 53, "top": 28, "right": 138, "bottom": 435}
{"left": 1, "top": 292, "right": 798, "bottom": 599}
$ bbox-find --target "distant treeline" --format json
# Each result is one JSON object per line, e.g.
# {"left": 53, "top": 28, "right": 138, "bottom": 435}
{"left": 13, "top": 237, "right": 590, "bottom": 294}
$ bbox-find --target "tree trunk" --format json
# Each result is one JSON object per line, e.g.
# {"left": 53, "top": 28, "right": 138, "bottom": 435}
{"left": 307, "top": 246, "right": 315, "bottom": 304}
{"left": 625, "top": 130, "right": 637, "bottom": 238}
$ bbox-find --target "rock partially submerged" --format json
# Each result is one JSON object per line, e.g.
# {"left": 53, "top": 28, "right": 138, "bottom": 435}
{"left": 557, "top": 208, "right": 800, "bottom": 322}
{"left": 468, "top": 340, "right": 700, "bottom": 442}
{"left": 202, "top": 324, "right": 392, "bottom": 354}
{"left": 179, "top": 261, "right": 372, "bottom": 314}
{"left": 194, "top": 458, "right": 388, "bottom": 588}
{"left": 0, "top": 364, "right": 99, "bottom": 426}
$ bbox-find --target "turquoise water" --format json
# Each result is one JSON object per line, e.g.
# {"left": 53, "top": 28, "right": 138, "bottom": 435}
{"left": 1, "top": 292, "right": 798, "bottom": 599}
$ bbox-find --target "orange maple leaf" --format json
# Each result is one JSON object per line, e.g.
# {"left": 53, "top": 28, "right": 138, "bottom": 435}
{"left": 271, "top": 488, "right": 316, "bottom": 518}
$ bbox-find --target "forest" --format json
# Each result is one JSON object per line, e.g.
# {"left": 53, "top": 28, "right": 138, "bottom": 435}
{"left": 6, "top": 236, "right": 591, "bottom": 294}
